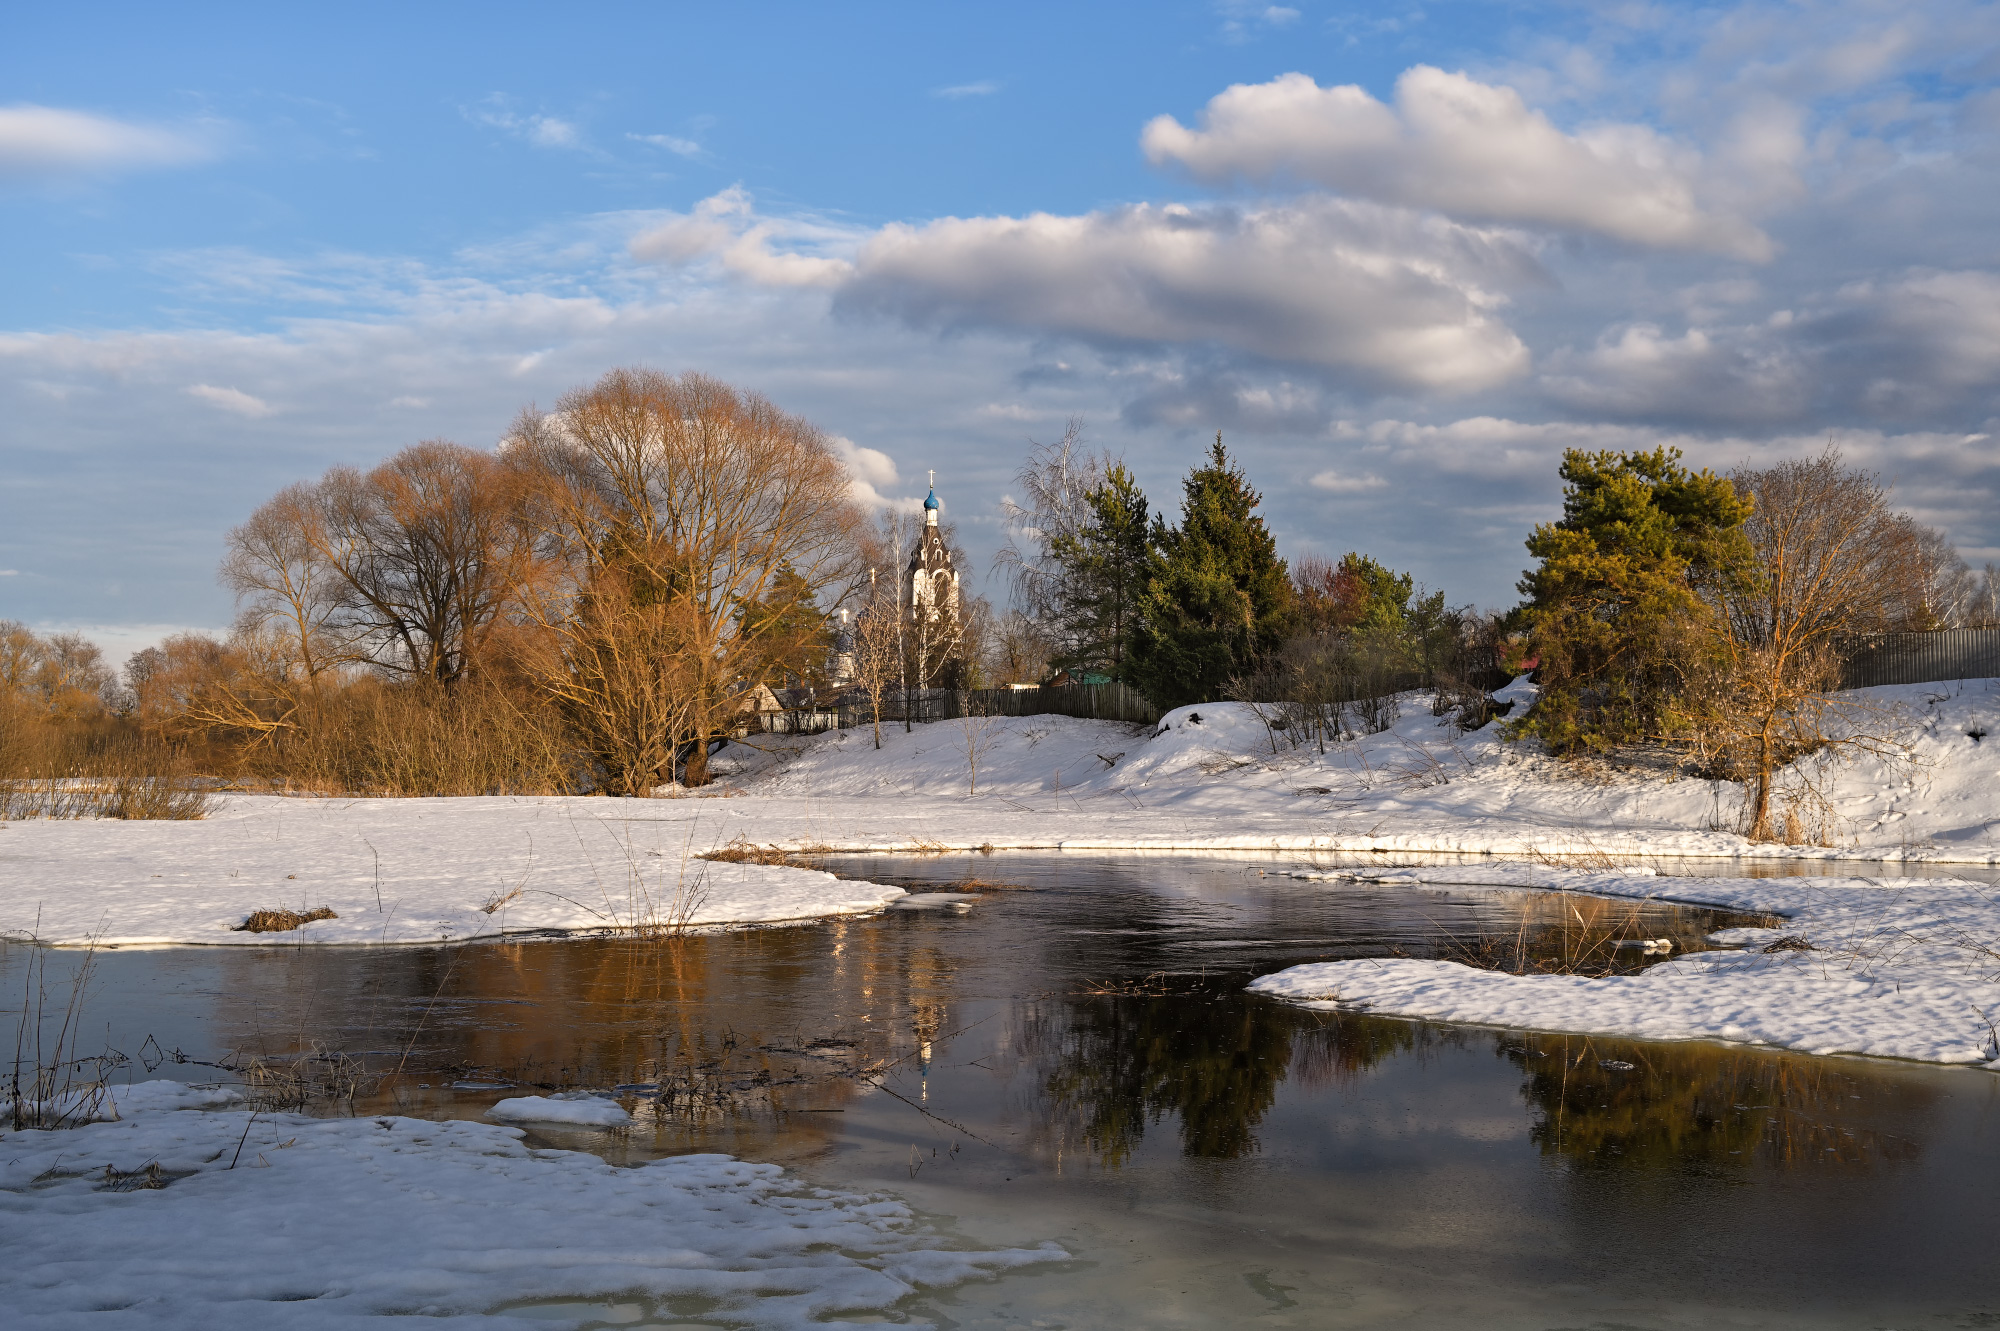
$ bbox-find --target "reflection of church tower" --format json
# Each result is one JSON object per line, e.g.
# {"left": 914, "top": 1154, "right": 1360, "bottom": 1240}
{"left": 907, "top": 476, "right": 960, "bottom": 628}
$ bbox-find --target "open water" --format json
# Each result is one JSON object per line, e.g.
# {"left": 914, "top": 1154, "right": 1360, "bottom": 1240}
{"left": 6, "top": 852, "right": 1998, "bottom": 1328}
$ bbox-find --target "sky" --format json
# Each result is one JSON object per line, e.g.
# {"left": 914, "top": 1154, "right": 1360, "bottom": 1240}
{"left": 5, "top": 0, "right": 2000, "bottom": 661}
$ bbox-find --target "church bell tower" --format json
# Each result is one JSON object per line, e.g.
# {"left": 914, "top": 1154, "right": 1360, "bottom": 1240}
{"left": 907, "top": 473, "right": 959, "bottom": 627}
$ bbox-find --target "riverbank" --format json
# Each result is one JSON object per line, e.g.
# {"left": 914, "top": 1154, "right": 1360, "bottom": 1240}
{"left": 1251, "top": 862, "right": 2000, "bottom": 1069}
{"left": 3, "top": 679, "right": 1996, "bottom": 947}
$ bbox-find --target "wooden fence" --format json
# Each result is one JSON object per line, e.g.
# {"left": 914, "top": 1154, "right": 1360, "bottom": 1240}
{"left": 1839, "top": 629, "right": 2000, "bottom": 690}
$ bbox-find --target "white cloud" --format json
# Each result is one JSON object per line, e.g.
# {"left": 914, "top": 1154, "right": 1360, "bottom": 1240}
{"left": 830, "top": 434, "right": 924, "bottom": 511}
{"left": 185, "top": 384, "right": 273, "bottom": 417}
{"left": 836, "top": 197, "right": 1537, "bottom": 390}
{"left": 629, "top": 187, "right": 854, "bottom": 288}
{"left": 628, "top": 132, "right": 702, "bottom": 157}
{"left": 830, "top": 434, "right": 898, "bottom": 487}
{"left": 0, "top": 569, "right": 17, "bottom": 577}
{"left": 633, "top": 188, "right": 1538, "bottom": 389}
{"left": 1216, "top": 1, "right": 1302, "bottom": 40}
{"left": 1308, "top": 469, "right": 1388, "bottom": 493}
{"left": 1142, "top": 68, "right": 1773, "bottom": 258}
{"left": 463, "top": 101, "right": 585, "bottom": 151}
{"left": 0, "top": 104, "right": 212, "bottom": 179}
{"left": 1540, "top": 322, "right": 1809, "bottom": 424}
{"left": 933, "top": 81, "right": 1002, "bottom": 99}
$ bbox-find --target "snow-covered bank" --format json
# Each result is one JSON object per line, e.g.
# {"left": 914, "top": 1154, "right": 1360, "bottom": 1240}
{"left": 1250, "top": 863, "right": 2000, "bottom": 1069}
{"left": 0, "top": 798, "right": 904, "bottom": 947}
{"left": 714, "top": 677, "right": 2000, "bottom": 863}
{"left": 0, "top": 1082, "right": 1062, "bottom": 1329}
{"left": 3, "top": 679, "right": 1996, "bottom": 949}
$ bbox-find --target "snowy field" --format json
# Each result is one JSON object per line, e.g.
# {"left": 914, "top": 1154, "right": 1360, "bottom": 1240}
{"left": 1251, "top": 863, "right": 2000, "bottom": 1069}
{"left": 2, "top": 678, "right": 1996, "bottom": 949}
{"left": 0, "top": 1081, "right": 1063, "bottom": 1329}
{"left": 0, "top": 798, "right": 907, "bottom": 946}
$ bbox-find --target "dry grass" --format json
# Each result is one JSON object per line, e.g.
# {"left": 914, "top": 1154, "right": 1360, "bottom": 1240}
{"left": 699, "top": 835, "right": 830, "bottom": 869}
{"left": 1073, "top": 972, "right": 1175, "bottom": 996}
{"left": 1528, "top": 834, "right": 1633, "bottom": 873}
{"left": 8, "top": 930, "right": 119, "bottom": 1130}
{"left": 233, "top": 906, "right": 338, "bottom": 933}
{"left": 236, "top": 1042, "right": 375, "bottom": 1111}
{"left": 1432, "top": 892, "right": 1781, "bottom": 978}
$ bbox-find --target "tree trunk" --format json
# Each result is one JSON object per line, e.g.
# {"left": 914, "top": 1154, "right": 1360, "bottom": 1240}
{"left": 1750, "top": 726, "right": 1774, "bottom": 841}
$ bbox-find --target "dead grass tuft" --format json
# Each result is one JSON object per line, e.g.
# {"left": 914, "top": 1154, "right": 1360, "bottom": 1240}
{"left": 1074, "top": 971, "right": 1174, "bottom": 996}
{"left": 700, "top": 835, "right": 828, "bottom": 869}
{"left": 234, "top": 906, "right": 337, "bottom": 933}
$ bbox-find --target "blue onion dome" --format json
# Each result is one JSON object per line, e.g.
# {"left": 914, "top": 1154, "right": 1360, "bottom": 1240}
{"left": 923, "top": 488, "right": 939, "bottom": 511}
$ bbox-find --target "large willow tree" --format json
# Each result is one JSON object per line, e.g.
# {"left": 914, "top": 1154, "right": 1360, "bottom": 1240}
{"left": 508, "top": 369, "right": 860, "bottom": 793}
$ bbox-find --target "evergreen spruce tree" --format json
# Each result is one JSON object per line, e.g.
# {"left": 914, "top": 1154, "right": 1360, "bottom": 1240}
{"left": 1047, "top": 463, "right": 1152, "bottom": 677}
{"left": 1125, "top": 436, "right": 1293, "bottom": 710}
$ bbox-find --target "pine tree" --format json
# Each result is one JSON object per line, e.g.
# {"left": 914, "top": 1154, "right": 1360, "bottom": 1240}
{"left": 1125, "top": 436, "right": 1293, "bottom": 710}
{"left": 1516, "top": 447, "right": 1756, "bottom": 753}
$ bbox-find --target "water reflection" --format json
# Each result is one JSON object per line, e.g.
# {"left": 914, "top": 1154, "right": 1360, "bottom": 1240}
{"left": 1506, "top": 1034, "right": 1929, "bottom": 1173}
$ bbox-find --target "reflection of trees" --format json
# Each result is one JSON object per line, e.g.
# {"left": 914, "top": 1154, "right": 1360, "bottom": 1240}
{"left": 1031, "top": 997, "right": 1429, "bottom": 1167}
{"left": 1511, "top": 1036, "right": 1928, "bottom": 1172}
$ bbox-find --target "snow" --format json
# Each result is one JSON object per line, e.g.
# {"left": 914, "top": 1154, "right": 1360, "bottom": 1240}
{"left": 3, "top": 678, "right": 1997, "bottom": 1068}
{"left": 696, "top": 678, "right": 2000, "bottom": 863}
{"left": 6, "top": 680, "right": 1997, "bottom": 950}
{"left": 0, "top": 797, "right": 906, "bottom": 946}
{"left": 487, "top": 1093, "right": 633, "bottom": 1127}
{"left": 0, "top": 1083, "right": 1066, "bottom": 1329}
{"left": 1250, "top": 862, "right": 2000, "bottom": 1068}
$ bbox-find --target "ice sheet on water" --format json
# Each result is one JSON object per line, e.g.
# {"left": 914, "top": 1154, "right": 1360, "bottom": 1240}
{"left": 487, "top": 1094, "right": 632, "bottom": 1127}
{"left": 0, "top": 1082, "right": 1067, "bottom": 1328}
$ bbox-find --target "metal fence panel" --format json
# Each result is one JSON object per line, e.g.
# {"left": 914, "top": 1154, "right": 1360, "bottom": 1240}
{"left": 1839, "top": 629, "right": 2000, "bottom": 690}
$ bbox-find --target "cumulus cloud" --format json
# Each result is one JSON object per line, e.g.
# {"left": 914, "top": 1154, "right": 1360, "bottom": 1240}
{"left": 632, "top": 188, "right": 1537, "bottom": 389}
{"left": 1828, "top": 270, "right": 2000, "bottom": 414}
{"left": 829, "top": 434, "right": 914, "bottom": 509}
{"left": 629, "top": 187, "right": 854, "bottom": 287}
{"left": 1142, "top": 68, "right": 1773, "bottom": 258}
{"left": 835, "top": 197, "right": 1538, "bottom": 391}
{"left": 0, "top": 104, "right": 212, "bottom": 179}
{"left": 1538, "top": 270, "right": 2000, "bottom": 427}
{"left": 1540, "top": 322, "right": 1810, "bottom": 424}
{"left": 185, "top": 384, "right": 273, "bottom": 417}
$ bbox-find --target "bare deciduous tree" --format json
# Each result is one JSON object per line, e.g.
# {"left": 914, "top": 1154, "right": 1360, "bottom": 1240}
{"left": 222, "top": 482, "right": 350, "bottom": 685}
{"left": 314, "top": 441, "right": 531, "bottom": 686}
{"left": 509, "top": 368, "right": 860, "bottom": 790}
{"left": 846, "top": 570, "right": 904, "bottom": 750}
{"left": 994, "top": 418, "right": 1112, "bottom": 664}
{"left": 1696, "top": 451, "right": 1929, "bottom": 840}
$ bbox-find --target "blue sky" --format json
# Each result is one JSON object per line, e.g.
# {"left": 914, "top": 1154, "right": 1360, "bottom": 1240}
{"left": 6, "top": 1, "right": 2000, "bottom": 659}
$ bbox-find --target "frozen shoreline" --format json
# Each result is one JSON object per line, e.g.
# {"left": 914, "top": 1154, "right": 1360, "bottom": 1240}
{"left": 1250, "top": 861, "right": 2000, "bottom": 1071}
{"left": 0, "top": 1082, "right": 1064, "bottom": 1329}
{"left": 1, "top": 678, "right": 1994, "bottom": 961}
